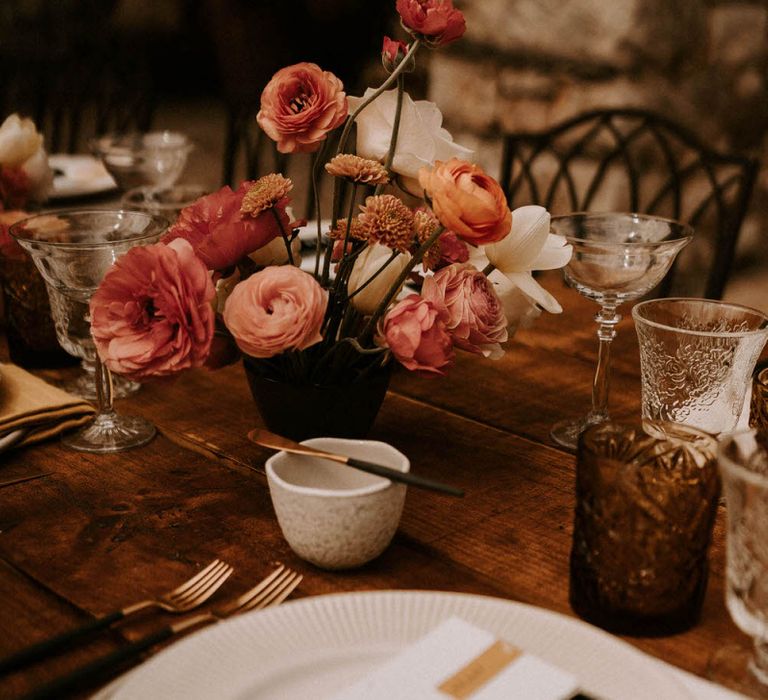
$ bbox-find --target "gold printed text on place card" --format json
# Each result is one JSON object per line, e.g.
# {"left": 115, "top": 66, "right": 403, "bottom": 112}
{"left": 437, "top": 640, "right": 521, "bottom": 699}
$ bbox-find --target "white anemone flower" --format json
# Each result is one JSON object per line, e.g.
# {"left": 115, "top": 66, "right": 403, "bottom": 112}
{"left": 481, "top": 205, "right": 572, "bottom": 313}
{"left": 348, "top": 88, "right": 473, "bottom": 195}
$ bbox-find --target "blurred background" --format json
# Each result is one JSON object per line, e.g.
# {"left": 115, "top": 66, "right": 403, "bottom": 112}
{"left": 1, "top": 0, "right": 766, "bottom": 309}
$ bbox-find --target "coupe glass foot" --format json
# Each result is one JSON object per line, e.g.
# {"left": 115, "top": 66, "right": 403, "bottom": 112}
{"left": 550, "top": 419, "right": 583, "bottom": 451}
{"left": 63, "top": 413, "right": 156, "bottom": 453}
{"left": 551, "top": 414, "right": 608, "bottom": 451}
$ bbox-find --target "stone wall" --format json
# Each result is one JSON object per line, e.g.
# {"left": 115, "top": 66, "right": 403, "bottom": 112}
{"left": 426, "top": 0, "right": 768, "bottom": 281}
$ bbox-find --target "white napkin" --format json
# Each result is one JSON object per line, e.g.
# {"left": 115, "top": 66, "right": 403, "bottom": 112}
{"left": 329, "top": 617, "right": 579, "bottom": 700}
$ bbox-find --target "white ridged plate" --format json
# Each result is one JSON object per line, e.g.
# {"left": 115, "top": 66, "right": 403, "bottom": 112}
{"left": 101, "top": 590, "right": 691, "bottom": 700}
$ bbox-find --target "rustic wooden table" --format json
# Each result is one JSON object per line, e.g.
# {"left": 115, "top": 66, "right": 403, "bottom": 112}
{"left": 0, "top": 272, "right": 752, "bottom": 698}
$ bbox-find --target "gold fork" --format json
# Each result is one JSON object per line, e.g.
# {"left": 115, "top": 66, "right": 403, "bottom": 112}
{"left": 0, "top": 558, "right": 233, "bottom": 675}
{"left": 22, "top": 565, "right": 303, "bottom": 700}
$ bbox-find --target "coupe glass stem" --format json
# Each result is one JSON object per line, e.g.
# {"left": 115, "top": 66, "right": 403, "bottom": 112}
{"left": 587, "top": 303, "right": 621, "bottom": 425}
{"left": 95, "top": 355, "right": 115, "bottom": 418}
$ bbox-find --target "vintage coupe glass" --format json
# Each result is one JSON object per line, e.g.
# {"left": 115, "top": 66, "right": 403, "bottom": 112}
{"left": 633, "top": 298, "right": 768, "bottom": 435}
{"left": 714, "top": 430, "right": 768, "bottom": 696}
{"left": 10, "top": 210, "right": 166, "bottom": 453}
{"left": 549, "top": 213, "right": 692, "bottom": 450}
{"left": 91, "top": 131, "right": 193, "bottom": 191}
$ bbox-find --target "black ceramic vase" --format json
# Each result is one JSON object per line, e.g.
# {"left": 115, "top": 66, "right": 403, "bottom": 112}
{"left": 242, "top": 354, "right": 391, "bottom": 442}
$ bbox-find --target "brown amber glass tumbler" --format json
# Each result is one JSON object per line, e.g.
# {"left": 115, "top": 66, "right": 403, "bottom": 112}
{"left": 0, "top": 255, "right": 77, "bottom": 368}
{"left": 751, "top": 366, "right": 768, "bottom": 436}
{"left": 569, "top": 421, "right": 720, "bottom": 636}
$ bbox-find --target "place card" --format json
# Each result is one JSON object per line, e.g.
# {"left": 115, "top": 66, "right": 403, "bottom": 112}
{"left": 330, "top": 616, "right": 580, "bottom": 700}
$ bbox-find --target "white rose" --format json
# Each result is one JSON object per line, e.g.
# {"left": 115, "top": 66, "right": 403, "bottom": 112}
{"left": 482, "top": 205, "right": 572, "bottom": 313}
{"left": 347, "top": 243, "right": 412, "bottom": 315}
{"left": 0, "top": 114, "right": 43, "bottom": 166}
{"left": 20, "top": 145, "right": 53, "bottom": 202}
{"left": 213, "top": 268, "right": 240, "bottom": 314}
{"left": 0, "top": 114, "right": 52, "bottom": 203}
{"left": 248, "top": 235, "right": 301, "bottom": 267}
{"left": 348, "top": 89, "right": 473, "bottom": 194}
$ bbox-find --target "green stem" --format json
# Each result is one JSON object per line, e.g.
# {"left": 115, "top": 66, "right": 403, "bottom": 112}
{"left": 271, "top": 208, "right": 294, "bottom": 266}
{"left": 335, "top": 39, "right": 421, "bottom": 160}
{"left": 309, "top": 137, "right": 336, "bottom": 280}
{"left": 311, "top": 149, "right": 323, "bottom": 278}
{"left": 375, "top": 74, "right": 405, "bottom": 196}
{"left": 323, "top": 184, "right": 360, "bottom": 342}
{"left": 347, "top": 250, "right": 399, "bottom": 300}
{"left": 324, "top": 40, "right": 421, "bottom": 284}
{"left": 359, "top": 223, "right": 444, "bottom": 341}
{"left": 338, "top": 182, "right": 359, "bottom": 286}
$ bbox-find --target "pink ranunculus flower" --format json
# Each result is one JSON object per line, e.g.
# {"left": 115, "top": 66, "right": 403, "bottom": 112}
{"left": 380, "top": 294, "right": 454, "bottom": 376}
{"left": 257, "top": 62, "right": 348, "bottom": 154}
{"left": 90, "top": 239, "right": 216, "bottom": 381}
{"left": 434, "top": 230, "right": 469, "bottom": 269}
{"left": 223, "top": 266, "right": 328, "bottom": 358}
{"left": 162, "top": 182, "right": 286, "bottom": 272}
{"left": 396, "top": 0, "right": 466, "bottom": 47}
{"left": 422, "top": 262, "right": 508, "bottom": 359}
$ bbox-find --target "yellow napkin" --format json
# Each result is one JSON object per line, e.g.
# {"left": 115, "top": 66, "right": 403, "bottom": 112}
{"left": 0, "top": 363, "right": 95, "bottom": 448}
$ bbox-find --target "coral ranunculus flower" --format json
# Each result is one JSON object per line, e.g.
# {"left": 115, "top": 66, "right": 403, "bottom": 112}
{"left": 223, "top": 266, "right": 328, "bottom": 359}
{"left": 419, "top": 158, "right": 512, "bottom": 246}
{"left": 396, "top": 0, "right": 466, "bottom": 47}
{"left": 257, "top": 62, "right": 348, "bottom": 154}
{"left": 162, "top": 182, "right": 288, "bottom": 272}
{"left": 90, "top": 239, "right": 216, "bottom": 381}
{"left": 380, "top": 294, "right": 454, "bottom": 376}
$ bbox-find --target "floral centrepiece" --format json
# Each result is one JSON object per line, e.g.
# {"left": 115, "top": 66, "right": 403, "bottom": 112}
{"left": 89, "top": 0, "right": 572, "bottom": 437}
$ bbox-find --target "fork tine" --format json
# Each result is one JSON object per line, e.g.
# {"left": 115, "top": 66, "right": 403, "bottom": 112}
{"left": 242, "top": 571, "right": 302, "bottom": 613}
{"left": 169, "top": 561, "right": 232, "bottom": 606}
{"left": 217, "top": 564, "right": 286, "bottom": 616}
{"left": 173, "top": 563, "right": 234, "bottom": 610}
{"left": 167, "top": 559, "right": 224, "bottom": 598}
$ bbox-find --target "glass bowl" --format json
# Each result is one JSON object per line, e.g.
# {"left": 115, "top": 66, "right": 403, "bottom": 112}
{"left": 90, "top": 131, "right": 193, "bottom": 191}
{"left": 121, "top": 184, "right": 209, "bottom": 220}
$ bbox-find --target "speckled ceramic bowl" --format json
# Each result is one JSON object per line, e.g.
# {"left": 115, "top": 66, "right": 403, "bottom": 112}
{"left": 266, "top": 437, "right": 409, "bottom": 570}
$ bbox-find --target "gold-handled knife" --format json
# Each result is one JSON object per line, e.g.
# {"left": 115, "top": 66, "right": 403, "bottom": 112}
{"left": 248, "top": 429, "right": 464, "bottom": 498}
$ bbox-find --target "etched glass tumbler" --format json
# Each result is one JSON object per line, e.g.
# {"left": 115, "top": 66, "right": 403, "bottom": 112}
{"left": 715, "top": 430, "right": 768, "bottom": 696}
{"left": 570, "top": 421, "right": 719, "bottom": 636}
{"left": 549, "top": 213, "right": 692, "bottom": 450}
{"left": 751, "top": 366, "right": 768, "bottom": 434}
{"left": 10, "top": 210, "right": 166, "bottom": 453}
{"left": 633, "top": 298, "right": 768, "bottom": 435}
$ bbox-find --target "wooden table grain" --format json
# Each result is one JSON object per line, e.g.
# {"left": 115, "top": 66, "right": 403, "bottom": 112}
{"left": 0, "top": 272, "right": 753, "bottom": 698}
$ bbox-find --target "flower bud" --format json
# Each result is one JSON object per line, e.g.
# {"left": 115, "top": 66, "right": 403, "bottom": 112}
{"left": 381, "top": 36, "right": 414, "bottom": 73}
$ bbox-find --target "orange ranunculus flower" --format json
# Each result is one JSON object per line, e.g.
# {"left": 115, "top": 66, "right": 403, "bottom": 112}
{"left": 418, "top": 159, "right": 512, "bottom": 246}
{"left": 257, "top": 62, "right": 348, "bottom": 154}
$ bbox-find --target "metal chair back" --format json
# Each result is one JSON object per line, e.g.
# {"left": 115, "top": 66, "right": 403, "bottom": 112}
{"left": 499, "top": 108, "right": 759, "bottom": 298}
